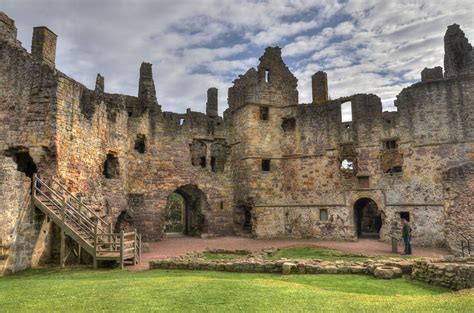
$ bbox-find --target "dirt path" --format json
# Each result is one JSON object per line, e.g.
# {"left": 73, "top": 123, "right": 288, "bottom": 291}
{"left": 130, "top": 236, "right": 449, "bottom": 271}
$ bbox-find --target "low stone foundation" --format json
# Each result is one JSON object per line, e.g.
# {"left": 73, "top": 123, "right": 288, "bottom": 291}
{"left": 149, "top": 254, "right": 414, "bottom": 278}
{"left": 411, "top": 258, "right": 474, "bottom": 290}
{"left": 149, "top": 250, "right": 474, "bottom": 290}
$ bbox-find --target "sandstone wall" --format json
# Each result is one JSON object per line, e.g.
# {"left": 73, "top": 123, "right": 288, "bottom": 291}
{"left": 53, "top": 69, "right": 234, "bottom": 241}
{"left": 0, "top": 23, "right": 58, "bottom": 275}
{"left": 225, "top": 28, "right": 473, "bottom": 246}
{"left": 443, "top": 162, "right": 474, "bottom": 253}
{"left": 0, "top": 156, "right": 52, "bottom": 275}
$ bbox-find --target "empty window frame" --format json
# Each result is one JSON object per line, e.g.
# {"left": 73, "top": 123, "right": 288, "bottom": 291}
{"left": 261, "top": 159, "right": 271, "bottom": 172}
{"left": 281, "top": 118, "right": 296, "bottom": 131}
{"left": 134, "top": 134, "right": 146, "bottom": 154}
{"left": 383, "top": 140, "right": 398, "bottom": 150}
{"left": 399, "top": 211, "right": 410, "bottom": 222}
{"left": 320, "top": 209, "right": 328, "bottom": 221}
{"left": 260, "top": 106, "right": 269, "bottom": 121}
{"left": 264, "top": 69, "right": 271, "bottom": 83}
{"left": 200, "top": 156, "right": 206, "bottom": 168}
{"left": 103, "top": 153, "right": 120, "bottom": 179}
{"left": 340, "top": 158, "right": 354, "bottom": 172}
{"left": 386, "top": 166, "right": 402, "bottom": 174}
{"left": 341, "top": 101, "right": 352, "bottom": 122}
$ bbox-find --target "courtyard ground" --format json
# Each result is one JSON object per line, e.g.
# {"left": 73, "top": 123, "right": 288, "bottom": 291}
{"left": 0, "top": 268, "right": 472, "bottom": 312}
{"left": 132, "top": 236, "right": 449, "bottom": 271}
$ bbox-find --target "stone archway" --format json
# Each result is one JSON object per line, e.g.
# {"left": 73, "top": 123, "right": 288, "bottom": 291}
{"left": 354, "top": 198, "right": 382, "bottom": 238}
{"left": 165, "top": 185, "right": 207, "bottom": 236}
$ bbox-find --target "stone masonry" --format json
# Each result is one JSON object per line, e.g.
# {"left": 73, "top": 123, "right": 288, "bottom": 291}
{"left": 0, "top": 12, "right": 473, "bottom": 274}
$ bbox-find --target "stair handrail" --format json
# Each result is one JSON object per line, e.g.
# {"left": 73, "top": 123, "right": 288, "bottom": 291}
{"left": 33, "top": 174, "right": 141, "bottom": 267}
{"left": 38, "top": 176, "right": 110, "bottom": 231}
{"left": 63, "top": 200, "right": 109, "bottom": 234}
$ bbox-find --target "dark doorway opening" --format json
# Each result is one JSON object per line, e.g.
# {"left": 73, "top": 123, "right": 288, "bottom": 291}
{"left": 165, "top": 185, "right": 207, "bottom": 237}
{"left": 234, "top": 204, "right": 253, "bottom": 233}
{"left": 354, "top": 198, "right": 382, "bottom": 238}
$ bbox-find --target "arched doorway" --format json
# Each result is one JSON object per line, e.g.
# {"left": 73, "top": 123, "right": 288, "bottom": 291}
{"left": 165, "top": 185, "right": 207, "bottom": 236}
{"left": 164, "top": 192, "right": 185, "bottom": 234}
{"left": 354, "top": 198, "right": 382, "bottom": 238}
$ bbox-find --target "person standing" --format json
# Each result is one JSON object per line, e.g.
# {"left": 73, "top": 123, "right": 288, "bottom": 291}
{"left": 401, "top": 218, "right": 412, "bottom": 255}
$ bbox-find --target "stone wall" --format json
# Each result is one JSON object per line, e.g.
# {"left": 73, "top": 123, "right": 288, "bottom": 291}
{"left": 412, "top": 259, "right": 474, "bottom": 290}
{"left": 0, "top": 16, "right": 58, "bottom": 275}
{"left": 1, "top": 11, "right": 473, "bottom": 275}
{"left": 0, "top": 156, "right": 52, "bottom": 275}
{"left": 223, "top": 24, "right": 473, "bottom": 247}
{"left": 442, "top": 162, "right": 474, "bottom": 253}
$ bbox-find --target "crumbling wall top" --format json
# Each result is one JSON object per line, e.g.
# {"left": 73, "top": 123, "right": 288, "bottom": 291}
{"left": 444, "top": 24, "right": 474, "bottom": 78}
{"left": 0, "top": 11, "right": 18, "bottom": 45}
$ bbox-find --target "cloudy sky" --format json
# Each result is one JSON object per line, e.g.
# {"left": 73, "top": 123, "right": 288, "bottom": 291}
{"left": 3, "top": 0, "right": 474, "bottom": 115}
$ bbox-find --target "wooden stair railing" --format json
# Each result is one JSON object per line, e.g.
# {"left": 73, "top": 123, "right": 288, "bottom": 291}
{"left": 32, "top": 174, "right": 141, "bottom": 268}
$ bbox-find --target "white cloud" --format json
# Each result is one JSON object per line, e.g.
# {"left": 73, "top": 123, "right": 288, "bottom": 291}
{"left": 2, "top": 0, "right": 473, "bottom": 115}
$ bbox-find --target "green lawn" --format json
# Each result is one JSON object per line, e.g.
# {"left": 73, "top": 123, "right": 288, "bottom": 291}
{"left": 0, "top": 268, "right": 472, "bottom": 312}
{"left": 271, "top": 246, "right": 418, "bottom": 261}
{"left": 202, "top": 251, "right": 246, "bottom": 261}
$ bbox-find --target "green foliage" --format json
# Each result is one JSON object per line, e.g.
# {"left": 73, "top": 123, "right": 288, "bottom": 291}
{"left": 164, "top": 192, "right": 184, "bottom": 233}
{"left": 0, "top": 268, "right": 472, "bottom": 312}
{"left": 271, "top": 246, "right": 419, "bottom": 261}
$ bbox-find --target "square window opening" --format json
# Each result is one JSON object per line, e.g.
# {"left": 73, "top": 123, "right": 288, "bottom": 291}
{"left": 320, "top": 209, "right": 328, "bottom": 221}
{"left": 384, "top": 140, "right": 398, "bottom": 150}
{"left": 399, "top": 212, "right": 410, "bottom": 222}
{"left": 260, "top": 107, "right": 269, "bottom": 121}
{"left": 200, "top": 156, "right": 206, "bottom": 168}
{"left": 261, "top": 159, "right": 271, "bottom": 172}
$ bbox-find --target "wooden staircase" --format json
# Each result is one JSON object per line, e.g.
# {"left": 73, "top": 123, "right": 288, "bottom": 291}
{"left": 32, "top": 174, "right": 141, "bottom": 269}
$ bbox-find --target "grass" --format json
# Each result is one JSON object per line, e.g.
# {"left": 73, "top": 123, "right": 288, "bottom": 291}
{"left": 0, "top": 268, "right": 472, "bottom": 312}
{"left": 201, "top": 251, "right": 246, "bottom": 261}
{"left": 271, "top": 246, "right": 419, "bottom": 261}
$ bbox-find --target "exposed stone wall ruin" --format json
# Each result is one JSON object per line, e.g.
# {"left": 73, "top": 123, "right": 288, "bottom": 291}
{"left": 0, "top": 11, "right": 473, "bottom": 275}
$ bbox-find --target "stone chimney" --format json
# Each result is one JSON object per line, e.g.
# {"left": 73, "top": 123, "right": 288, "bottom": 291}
{"left": 138, "top": 62, "right": 159, "bottom": 110}
{"left": 206, "top": 87, "right": 218, "bottom": 117}
{"left": 95, "top": 73, "right": 104, "bottom": 93}
{"left": 31, "top": 26, "right": 57, "bottom": 68}
{"left": 312, "top": 71, "right": 328, "bottom": 103}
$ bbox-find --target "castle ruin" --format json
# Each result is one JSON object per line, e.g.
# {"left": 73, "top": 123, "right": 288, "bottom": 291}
{"left": 0, "top": 12, "right": 473, "bottom": 274}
